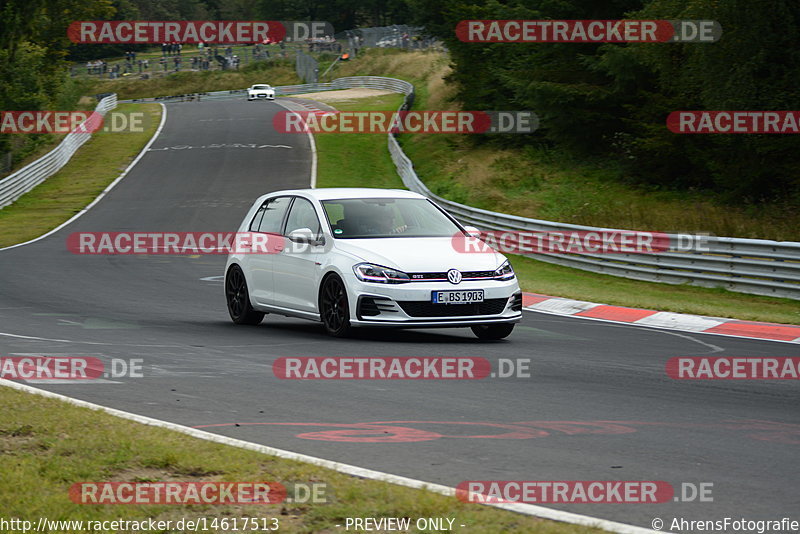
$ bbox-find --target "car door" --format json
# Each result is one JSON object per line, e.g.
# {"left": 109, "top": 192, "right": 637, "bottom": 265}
{"left": 271, "top": 197, "right": 324, "bottom": 313}
{"left": 247, "top": 196, "right": 291, "bottom": 306}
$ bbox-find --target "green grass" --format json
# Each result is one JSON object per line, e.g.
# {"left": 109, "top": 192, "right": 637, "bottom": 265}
{"left": 315, "top": 94, "right": 406, "bottom": 189}
{"left": 327, "top": 49, "right": 800, "bottom": 242}
{"left": 0, "top": 103, "right": 161, "bottom": 248}
{"left": 0, "top": 386, "right": 606, "bottom": 534}
{"left": 308, "top": 50, "right": 800, "bottom": 325}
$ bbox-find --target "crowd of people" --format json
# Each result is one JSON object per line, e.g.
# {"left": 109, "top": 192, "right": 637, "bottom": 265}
{"left": 162, "top": 42, "right": 182, "bottom": 55}
{"left": 78, "top": 33, "right": 432, "bottom": 78}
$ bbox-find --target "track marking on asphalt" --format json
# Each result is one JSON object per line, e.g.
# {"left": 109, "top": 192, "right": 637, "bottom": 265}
{"left": 0, "top": 379, "right": 661, "bottom": 534}
{"left": 0, "top": 331, "right": 183, "bottom": 348}
{"left": 274, "top": 98, "right": 316, "bottom": 188}
{"left": 24, "top": 379, "right": 122, "bottom": 384}
{"left": 148, "top": 143, "right": 292, "bottom": 151}
{"left": 197, "top": 118, "right": 260, "bottom": 122}
{"left": 192, "top": 420, "right": 800, "bottom": 445}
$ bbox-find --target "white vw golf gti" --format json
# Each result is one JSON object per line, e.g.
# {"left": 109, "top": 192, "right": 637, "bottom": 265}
{"left": 225, "top": 188, "right": 522, "bottom": 339}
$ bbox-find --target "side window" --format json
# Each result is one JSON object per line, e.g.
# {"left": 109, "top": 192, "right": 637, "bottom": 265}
{"left": 284, "top": 198, "right": 322, "bottom": 237}
{"left": 249, "top": 203, "right": 267, "bottom": 231}
{"left": 255, "top": 196, "right": 291, "bottom": 234}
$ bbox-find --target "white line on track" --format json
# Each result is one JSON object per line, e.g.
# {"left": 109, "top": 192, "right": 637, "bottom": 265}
{"left": 0, "top": 379, "right": 661, "bottom": 534}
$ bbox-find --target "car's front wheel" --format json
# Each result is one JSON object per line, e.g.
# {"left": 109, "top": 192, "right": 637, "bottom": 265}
{"left": 319, "top": 275, "right": 352, "bottom": 337}
{"left": 226, "top": 265, "right": 264, "bottom": 325}
{"left": 471, "top": 323, "right": 514, "bottom": 340}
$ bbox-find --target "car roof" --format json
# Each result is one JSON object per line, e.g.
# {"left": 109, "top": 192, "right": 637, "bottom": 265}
{"left": 260, "top": 188, "right": 426, "bottom": 202}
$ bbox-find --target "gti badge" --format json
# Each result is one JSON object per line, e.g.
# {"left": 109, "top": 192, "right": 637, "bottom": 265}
{"left": 447, "top": 269, "right": 462, "bottom": 285}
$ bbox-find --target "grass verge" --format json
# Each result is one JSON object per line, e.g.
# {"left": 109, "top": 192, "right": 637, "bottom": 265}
{"left": 0, "top": 103, "right": 161, "bottom": 248}
{"left": 314, "top": 93, "right": 406, "bottom": 189}
{"left": 0, "top": 386, "right": 606, "bottom": 534}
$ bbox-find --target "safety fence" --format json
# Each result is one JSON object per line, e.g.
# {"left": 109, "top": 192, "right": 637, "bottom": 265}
{"left": 0, "top": 94, "right": 118, "bottom": 209}
{"left": 17, "top": 78, "right": 800, "bottom": 299}
{"left": 267, "top": 76, "right": 800, "bottom": 300}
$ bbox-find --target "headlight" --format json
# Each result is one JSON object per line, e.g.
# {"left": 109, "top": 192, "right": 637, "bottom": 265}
{"left": 353, "top": 263, "right": 411, "bottom": 284}
{"left": 493, "top": 260, "right": 515, "bottom": 280}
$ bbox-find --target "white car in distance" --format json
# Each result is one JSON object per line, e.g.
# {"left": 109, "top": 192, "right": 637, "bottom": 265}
{"left": 247, "top": 84, "right": 275, "bottom": 101}
{"left": 224, "top": 188, "right": 522, "bottom": 339}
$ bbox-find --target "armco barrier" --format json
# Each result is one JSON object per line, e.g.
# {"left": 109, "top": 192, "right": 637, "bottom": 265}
{"left": 53, "top": 80, "right": 800, "bottom": 300}
{"left": 279, "top": 76, "right": 800, "bottom": 300}
{"left": 0, "top": 94, "right": 118, "bottom": 209}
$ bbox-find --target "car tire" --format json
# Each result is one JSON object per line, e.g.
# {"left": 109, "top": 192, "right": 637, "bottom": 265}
{"left": 471, "top": 323, "right": 514, "bottom": 340}
{"left": 225, "top": 265, "right": 265, "bottom": 325}
{"left": 319, "top": 274, "right": 352, "bottom": 337}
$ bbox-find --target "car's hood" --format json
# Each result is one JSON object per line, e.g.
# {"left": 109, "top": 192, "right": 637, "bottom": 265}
{"left": 333, "top": 237, "right": 506, "bottom": 272}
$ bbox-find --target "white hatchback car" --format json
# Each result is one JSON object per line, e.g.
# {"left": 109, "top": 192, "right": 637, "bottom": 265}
{"left": 247, "top": 84, "right": 275, "bottom": 101}
{"left": 224, "top": 188, "right": 522, "bottom": 339}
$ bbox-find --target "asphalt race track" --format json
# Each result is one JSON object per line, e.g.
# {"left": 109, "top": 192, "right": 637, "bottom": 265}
{"left": 0, "top": 98, "right": 797, "bottom": 531}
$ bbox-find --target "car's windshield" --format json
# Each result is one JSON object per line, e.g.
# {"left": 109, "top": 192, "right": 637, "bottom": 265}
{"left": 252, "top": 85, "right": 271, "bottom": 90}
{"left": 321, "top": 198, "right": 463, "bottom": 239}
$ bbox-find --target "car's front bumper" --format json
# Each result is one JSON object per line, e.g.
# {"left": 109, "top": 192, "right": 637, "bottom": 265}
{"left": 346, "top": 277, "right": 522, "bottom": 327}
{"left": 248, "top": 93, "right": 275, "bottom": 100}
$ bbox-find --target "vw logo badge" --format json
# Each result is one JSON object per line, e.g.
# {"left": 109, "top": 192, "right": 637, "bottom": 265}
{"left": 447, "top": 269, "right": 462, "bottom": 285}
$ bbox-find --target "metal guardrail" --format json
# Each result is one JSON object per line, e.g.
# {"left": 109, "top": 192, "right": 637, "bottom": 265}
{"left": 34, "top": 78, "right": 800, "bottom": 299}
{"left": 301, "top": 76, "right": 799, "bottom": 300}
{"left": 0, "top": 95, "right": 118, "bottom": 209}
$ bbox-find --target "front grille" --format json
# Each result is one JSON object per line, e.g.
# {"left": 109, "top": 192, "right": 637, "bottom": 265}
{"left": 408, "top": 270, "right": 496, "bottom": 281}
{"left": 397, "top": 298, "right": 508, "bottom": 317}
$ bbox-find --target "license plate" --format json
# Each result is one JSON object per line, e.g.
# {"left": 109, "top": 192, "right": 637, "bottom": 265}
{"left": 432, "top": 290, "right": 485, "bottom": 304}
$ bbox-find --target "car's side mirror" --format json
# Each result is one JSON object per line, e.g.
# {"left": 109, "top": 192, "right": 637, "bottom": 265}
{"left": 287, "top": 228, "right": 325, "bottom": 246}
{"left": 463, "top": 226, "right": 482, "bottom": 237}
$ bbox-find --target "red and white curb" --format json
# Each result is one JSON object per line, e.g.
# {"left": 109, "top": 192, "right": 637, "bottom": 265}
{"left": 523, "top": 293, "right": 800, "bottom": 344}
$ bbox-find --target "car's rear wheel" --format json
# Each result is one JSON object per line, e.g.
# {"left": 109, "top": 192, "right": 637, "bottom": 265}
{"left": 320, "top": 275, "right": 352, "bottom": 337}
{"left": 471, "top": 323, "right": 514, "bottom": 340}
{"left": 226, "top": 265, "right": 264, "bottom": 325}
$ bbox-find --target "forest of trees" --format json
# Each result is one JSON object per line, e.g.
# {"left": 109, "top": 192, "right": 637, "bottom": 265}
{"left": 2, "top": 0, "right": 798, "bottom": 207}
{"left": 410, "top": 0, "right": 800, "bottom": 205}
